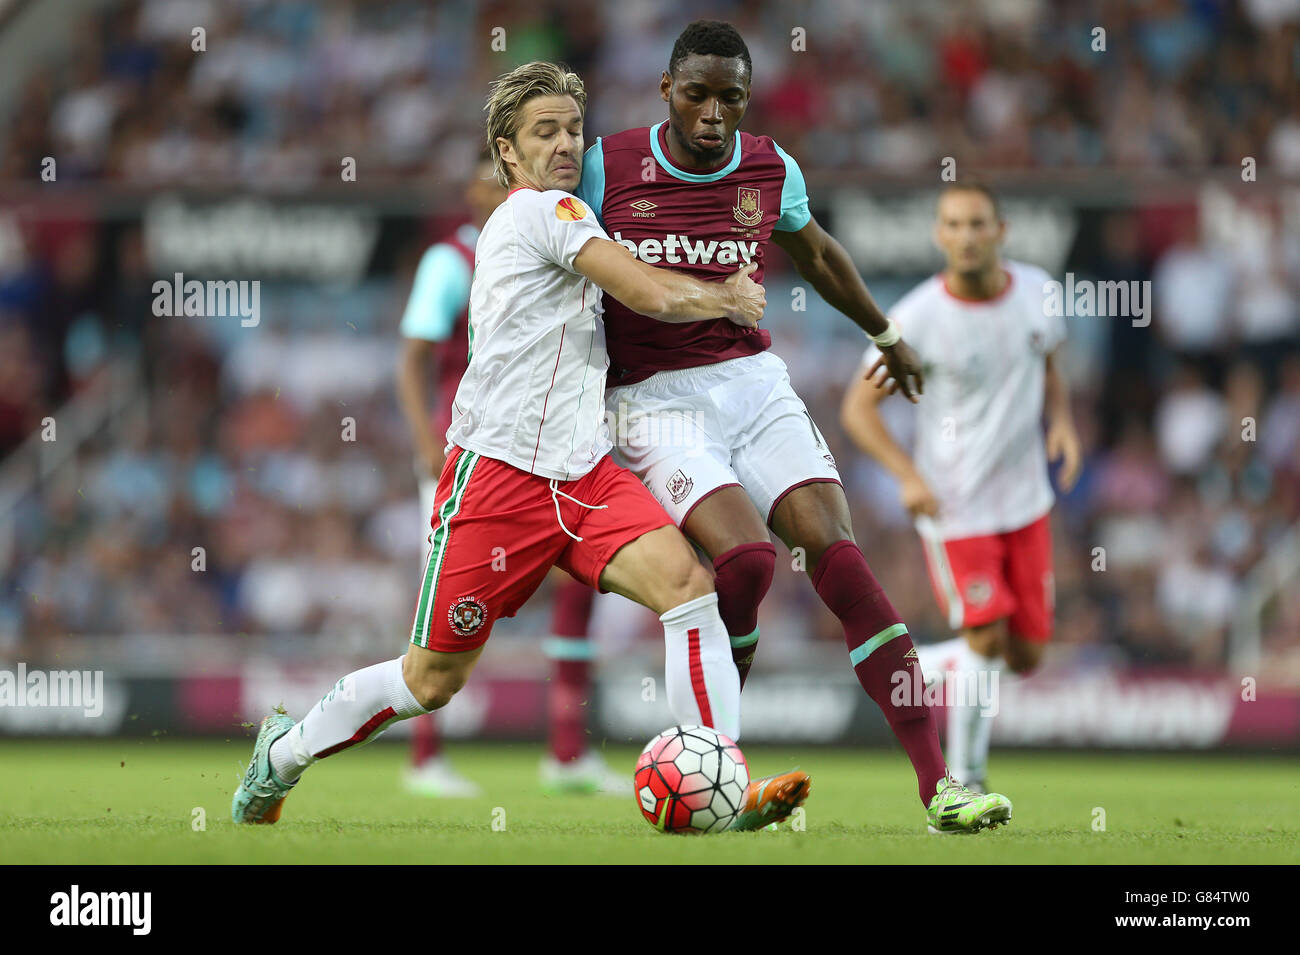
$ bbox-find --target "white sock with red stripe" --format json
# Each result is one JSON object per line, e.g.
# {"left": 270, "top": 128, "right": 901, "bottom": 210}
{"left": 660, "top": 593, "right": 741, "bottom": 742}
{"left": 269, "top": 656, "right": 431, "bottom": 783}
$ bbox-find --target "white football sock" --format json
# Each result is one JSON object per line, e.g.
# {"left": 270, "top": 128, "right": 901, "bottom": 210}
{"left": 270, "top": 656, "right": 431, "bottom": 783}
{"left": 661, "top": 593, "right": 741, "bottom": 741}
{"left": 946, "top": 640, "right": 1004, "bottom": 784}
{"left": 916, "top": 636, "right": 965, "bottom": 687}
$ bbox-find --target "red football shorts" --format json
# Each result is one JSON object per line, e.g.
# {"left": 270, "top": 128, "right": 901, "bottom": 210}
{"left": 918, "top": 513, "right": 1054, "bottom": 642}
{"left": 409, "top": 446, "right": 674, "bottom": 653}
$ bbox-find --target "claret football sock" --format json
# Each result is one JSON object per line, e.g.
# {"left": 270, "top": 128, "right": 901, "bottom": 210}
{"left": 410, "top": 714, "right": 441, "bottom": 766}
{"left": 660, "top": 592, "right": 742, "bottom": 742}
{"left": 546, "top": 578, "right": 596, "bottom": 762}
{"left": 270, "top": 656, "right": 431, "bottom": 783}
{"left": 545, "top": 636, "right": 593, "bottom": 763}
{"left": 812, "top": 540, "right": 948, "bottom": 804}
{"left": 711, "top": 542, "right": 776, "bottom": 689}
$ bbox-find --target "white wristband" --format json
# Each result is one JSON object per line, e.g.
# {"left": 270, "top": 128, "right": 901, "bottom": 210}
{"left": 868, "top": 319, "right": 901, "bottom": 348}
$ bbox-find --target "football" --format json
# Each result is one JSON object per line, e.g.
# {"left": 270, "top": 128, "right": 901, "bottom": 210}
{"left": 634, "top": 725, "right": 749, "bottom": 834}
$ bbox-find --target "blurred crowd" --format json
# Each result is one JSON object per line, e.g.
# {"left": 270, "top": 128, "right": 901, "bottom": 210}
{"left": 3, "top": 217, "right": 1298, "bottom": 680}
{"left": 1, "top": 0, "right": 1298, "bottom": 682}
{"left": 1, "top": 0, "right": 1298, "bottom": 186}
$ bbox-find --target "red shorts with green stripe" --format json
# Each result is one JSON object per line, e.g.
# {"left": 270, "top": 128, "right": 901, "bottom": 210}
{"left": 409, "top": 445, "right": 674, "bottom": 652}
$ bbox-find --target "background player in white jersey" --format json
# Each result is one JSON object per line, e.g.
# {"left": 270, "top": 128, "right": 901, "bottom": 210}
{"left": 395, "top": 157, "right": 621, "bottom": 797}
{"left": 842, "top": 183, "right": 1081, "bottom": 792}
{"left": 233, "top": 62, "right": 808, "bottom": 829}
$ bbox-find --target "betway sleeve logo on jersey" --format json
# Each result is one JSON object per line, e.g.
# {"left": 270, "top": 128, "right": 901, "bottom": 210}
{"left": 611, "top": 232, "right": 758, "bottom": 266}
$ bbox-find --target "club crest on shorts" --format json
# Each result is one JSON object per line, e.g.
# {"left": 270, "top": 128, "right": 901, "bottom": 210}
{"left": 448, "top": 596, "right": 487, "bottom": 636}
{"left": 964, "top": 578, "right": 993, "bottom": 607}
{"left": 666, "top": 469, "right": 694, "bottom": 504}
{"left": 733, "top": 187, "right": 762, "bottom": 227}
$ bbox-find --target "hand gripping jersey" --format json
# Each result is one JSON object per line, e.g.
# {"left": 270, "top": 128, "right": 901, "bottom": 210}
{"left": 447, "top": 188, "right": 611, "bottom": 481}
{"left": 575, "top": 122, "right": 811, "bottom": 385}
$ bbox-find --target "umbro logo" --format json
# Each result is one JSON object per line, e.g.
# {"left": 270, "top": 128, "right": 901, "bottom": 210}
{"left": 629, "top": 199, "right": 657, "bottom": 218}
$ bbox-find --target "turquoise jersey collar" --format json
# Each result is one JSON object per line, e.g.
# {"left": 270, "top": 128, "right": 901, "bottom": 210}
{"left": 649, "top": 121, "right": 742, "bottom": 182}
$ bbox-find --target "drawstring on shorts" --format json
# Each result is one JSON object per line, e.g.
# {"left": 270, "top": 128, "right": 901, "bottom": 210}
{"left": 549, "top": 478, "right": 608, "bottom": 542}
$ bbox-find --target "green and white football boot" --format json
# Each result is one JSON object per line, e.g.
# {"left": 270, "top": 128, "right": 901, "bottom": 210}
{"left": 926, "top": 774, "right": 1012, "bottom": 834}
{"left": 231, "top": 709, "right": 297, "bottom": 825}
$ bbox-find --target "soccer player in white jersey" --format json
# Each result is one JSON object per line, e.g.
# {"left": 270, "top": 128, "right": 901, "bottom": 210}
{"left": 842, "top": 183, "right": 1081, "bottom": 794}
{"left": 233, "top": 62, "right": 808, "bottom": 829}
{"left": 395, "top": 157, "right": 623, "bottom": 797}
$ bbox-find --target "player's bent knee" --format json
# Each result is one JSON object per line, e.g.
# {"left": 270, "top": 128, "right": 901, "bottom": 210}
{"left": 714, "top": 542, "right": 776, "bottom": 604}
{"left": 402, "top": 648, "right": 476, "bottom": 710}
{"left": 711, "top": 542, "right": 775, "bottom": 635}
{"left": 645, "top": 530, "right": 714, "bottom": 606}
{"left": 409, "top": 671, "right": 466, "bottom": 711}
{"left": 675, "top": 562, "right": 715, "bottom": 604}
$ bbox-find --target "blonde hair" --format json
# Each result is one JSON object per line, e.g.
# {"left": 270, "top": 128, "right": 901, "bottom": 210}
{"left": 485, "top": 62, "right": 587, "bottom": 188}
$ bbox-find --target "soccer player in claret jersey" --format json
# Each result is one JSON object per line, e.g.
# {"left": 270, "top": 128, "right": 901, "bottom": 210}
{"left": 842, "top": 183, "right": 1081, "bottom": 800}
{"left": 233, "top": 61, "right": 801, "bottom": 827}
{"left": 575, "top": 20, "right": 1010, "bottom": 832}
{"left": 395, "top": 156, "right": 622, "bottom": 797}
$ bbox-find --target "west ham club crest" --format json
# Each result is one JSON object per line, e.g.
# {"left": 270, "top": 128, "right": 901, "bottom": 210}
{"left": 666, "top": 469, "right": 694, "bottom": 504}
{"left": 733, "top": 187, "right": 762, "bottom": 227}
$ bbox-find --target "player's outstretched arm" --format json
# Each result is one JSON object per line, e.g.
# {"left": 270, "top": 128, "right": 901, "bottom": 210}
{"left": 773, "top": 216, "right": 924, "bottom": 401}
{"left": 841, "top": 362, "right": 938, "bottom": 518}
{"left": 573, "top": 238, "right": 764, "bottom": 327}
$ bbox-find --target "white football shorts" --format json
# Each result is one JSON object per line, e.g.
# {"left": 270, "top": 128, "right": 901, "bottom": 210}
{"left": 605, "top": 351, "right": 841, "bottom": 527}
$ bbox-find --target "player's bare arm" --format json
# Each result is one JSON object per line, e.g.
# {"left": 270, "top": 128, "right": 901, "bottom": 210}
{"left": 771, "top": 216, "right": 924, "bottom": 402}
{"left": 573, "top": 238, "right": 765, "bottom": 327}
{"left": 395, "top": 337, "right": 444, "bottom": 476}
{"left": 840, "top": 366, "right": 939, "bottom": 517}
{"left": 1044, "top": 348, "right": 1081, "bottom": 492}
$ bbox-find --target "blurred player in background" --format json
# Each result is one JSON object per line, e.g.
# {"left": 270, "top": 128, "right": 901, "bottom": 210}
{"left": 576, "top": 20, "right": 1010, "bottom": 832}
{"left": 842, "top": 183, "right": 1081, "bottom": 792}
{"left": 395, "top": 155, "right": 621, "bottom": 795}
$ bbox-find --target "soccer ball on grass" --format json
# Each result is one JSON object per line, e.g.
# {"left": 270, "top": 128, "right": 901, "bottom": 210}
{"left": 634, "top": 725, "right": 748, "bottom": 834}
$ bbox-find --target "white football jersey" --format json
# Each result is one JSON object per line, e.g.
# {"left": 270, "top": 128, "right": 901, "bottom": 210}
{"left": 447, "top": 188, "right": 611, "bottom": 481}
{"left": 863, "top": 259, "right": 1067, "bottom": 539}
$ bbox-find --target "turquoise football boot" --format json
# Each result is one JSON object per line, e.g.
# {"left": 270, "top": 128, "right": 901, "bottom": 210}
{"left": 231, "top": 709, "right": 298, "bottom": 824}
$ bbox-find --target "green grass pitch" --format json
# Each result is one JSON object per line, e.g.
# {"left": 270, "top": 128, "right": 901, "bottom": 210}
{"left": 1, "top": 740, "right": 1296, "bottom": 864}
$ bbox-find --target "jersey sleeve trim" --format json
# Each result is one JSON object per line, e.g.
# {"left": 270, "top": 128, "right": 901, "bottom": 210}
{"left": 399, "top": 244, "right": 470, "bottom": 342}
{"left": 574, "top": 139, "right": 606, "bottom": 223}
{"left": 773, "top": 143, "right": 811, "bottom": 233}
